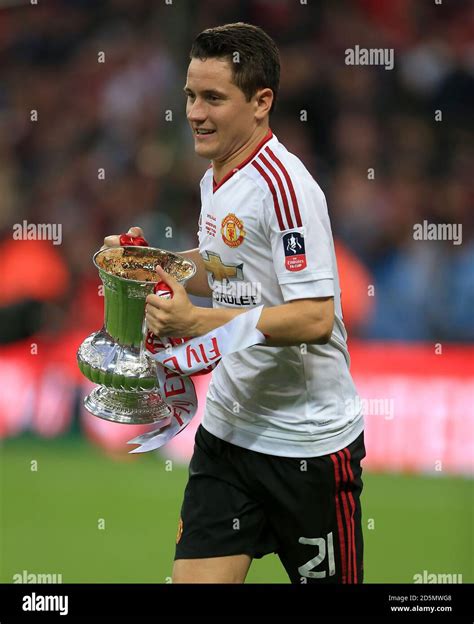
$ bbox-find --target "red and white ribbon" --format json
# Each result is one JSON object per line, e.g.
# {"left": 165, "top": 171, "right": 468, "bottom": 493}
{"left": 127, "top": 280, "right": 266, "bottom": 453}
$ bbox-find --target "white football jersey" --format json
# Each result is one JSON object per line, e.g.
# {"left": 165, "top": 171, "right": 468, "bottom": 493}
{"left": 197, "top": 130, "right": 363, "bottom": 457}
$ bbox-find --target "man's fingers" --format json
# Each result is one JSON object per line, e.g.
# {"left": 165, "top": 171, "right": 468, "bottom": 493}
{"left": 101, "top": 226, "right": 146, "bottom": 251}
{"left": 128, "top": 226, "right": 144, "bottom": 237}
{"left": 156, "top": 265, "right": 179, "bottom": 289}
{"left": 145, "top": 303, "right": 167, "bottom": 336}
{"left": 103, "top": 235, "right": 121, "bottom": 248}
{"left": 146, "top": 293, "right": 172, "bottom": 309}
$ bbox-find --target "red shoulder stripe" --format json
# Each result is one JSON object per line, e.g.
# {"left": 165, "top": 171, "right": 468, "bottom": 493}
{"left": 258, "top": 153, "right": 294, "bottom": 229}
{"left": 265, "top": 147, "right": 302, "bottom": 227}
{"left": 252, "top": 160, "right": 285, "bottom": 231}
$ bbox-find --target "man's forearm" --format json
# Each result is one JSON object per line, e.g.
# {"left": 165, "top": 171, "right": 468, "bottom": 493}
{"left": 178, "top": 248, "right": 212, "bottom": 297}
{"left": 191, "top": 298, "right": 334, "bottom": 346}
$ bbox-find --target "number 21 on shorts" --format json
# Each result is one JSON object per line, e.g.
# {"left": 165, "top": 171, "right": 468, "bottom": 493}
{"left": 298, "top": 531, "right": 335, "bottom": 579}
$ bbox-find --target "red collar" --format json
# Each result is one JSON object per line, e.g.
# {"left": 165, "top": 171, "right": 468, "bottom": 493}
{"left": 212, "top": 129, "right": 273, "bottom": 193}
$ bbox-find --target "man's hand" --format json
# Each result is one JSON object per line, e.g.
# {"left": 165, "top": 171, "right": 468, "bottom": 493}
{"left": 145, "top": 266, "right": 199, "bottom": 338}
{"left": 100, "top": 226, "right": 145, "bottom": 251}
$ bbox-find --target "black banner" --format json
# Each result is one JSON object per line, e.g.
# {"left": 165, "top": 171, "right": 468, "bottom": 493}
{"left": 0, "top": 583, "right": 471, "bottom": 620}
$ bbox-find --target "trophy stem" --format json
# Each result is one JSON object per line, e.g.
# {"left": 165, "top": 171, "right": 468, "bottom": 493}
{"left": 104, "top": 280, "right": 146, "bottom": 347}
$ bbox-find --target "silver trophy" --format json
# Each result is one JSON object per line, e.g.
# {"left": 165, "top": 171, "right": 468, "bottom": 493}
{"left": 77, "top": 246, "right": 196, "bottom": 424}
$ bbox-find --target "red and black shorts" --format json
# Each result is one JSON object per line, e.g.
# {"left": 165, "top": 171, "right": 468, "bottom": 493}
{"left": 175, "top": 424, "right": 366, "bottom": 583}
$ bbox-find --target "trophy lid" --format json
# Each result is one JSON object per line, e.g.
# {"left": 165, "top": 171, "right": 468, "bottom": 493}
{"left": 93, "top": 246, "right": 196, "bottom": 285}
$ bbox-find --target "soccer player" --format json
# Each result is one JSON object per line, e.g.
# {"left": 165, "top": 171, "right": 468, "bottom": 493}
{"left": 104, "top": 22, "right": 365, "bottom": 584}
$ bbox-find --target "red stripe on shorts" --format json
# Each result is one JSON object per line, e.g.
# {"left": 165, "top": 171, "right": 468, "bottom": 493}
{"left": 337, "top": 450, "right": 353, "bottom": 583}
{"left": 343, "top": 447, "right": 358, "bottom": 583}
{"left": 330, "top": 452, "right": 348, "bottom": 583}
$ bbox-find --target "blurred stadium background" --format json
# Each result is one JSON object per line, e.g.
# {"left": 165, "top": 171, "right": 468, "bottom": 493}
{"left": 0, "top": 0, "right": 473, "bottom": 583}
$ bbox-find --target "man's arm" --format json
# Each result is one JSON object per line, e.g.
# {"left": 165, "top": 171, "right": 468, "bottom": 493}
{"left": 145, "top": 267, "right": 335, "bottom": 347}
{"left": 192, "top": 297, "right": 334, "bottom": 346}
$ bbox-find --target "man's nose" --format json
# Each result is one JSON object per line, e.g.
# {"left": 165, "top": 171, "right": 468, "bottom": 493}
{"left": 187, "top": 99, "right": 207, "bottom": 122}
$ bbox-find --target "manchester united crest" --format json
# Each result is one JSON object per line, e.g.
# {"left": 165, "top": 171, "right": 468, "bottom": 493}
{"left": 221, "top": 213, "right": 245, "bottom": 248}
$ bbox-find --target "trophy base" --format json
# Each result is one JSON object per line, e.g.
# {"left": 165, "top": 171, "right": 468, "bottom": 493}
{"left": 84, "top": 387, "right": 172, "bottom": 425}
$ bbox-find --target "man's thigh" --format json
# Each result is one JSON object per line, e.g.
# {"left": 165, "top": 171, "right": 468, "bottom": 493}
{"left": 172, "top": 554, "right": 252, "bottom": 583}
{"left": 263, "top": 432, "right": 366, "bottom": 584}
{"left": 174, "top": 426, "right": 278, "bottom": 571}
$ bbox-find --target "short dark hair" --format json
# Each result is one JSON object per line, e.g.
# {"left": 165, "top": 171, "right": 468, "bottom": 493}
{"left": 189, "top": 22, "right": 280, "bottom": 114}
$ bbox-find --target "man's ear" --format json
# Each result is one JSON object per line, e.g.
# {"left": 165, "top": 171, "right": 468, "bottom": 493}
{"left": 254, "top": 88, "right": 274, "bottom": 120}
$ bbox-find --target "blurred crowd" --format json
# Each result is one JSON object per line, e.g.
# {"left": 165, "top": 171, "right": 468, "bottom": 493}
{"left": 0, "top": 0, "right": 473, "bottom": 343}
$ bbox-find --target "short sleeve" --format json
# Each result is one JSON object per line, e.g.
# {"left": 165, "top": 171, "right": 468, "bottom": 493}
{"left": 261, "top": 170, "right": 335, "bottom": 302}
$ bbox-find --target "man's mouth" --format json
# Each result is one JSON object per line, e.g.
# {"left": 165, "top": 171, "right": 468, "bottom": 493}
{"left": 194, "top": 128, "right": 216, "bottom": 136}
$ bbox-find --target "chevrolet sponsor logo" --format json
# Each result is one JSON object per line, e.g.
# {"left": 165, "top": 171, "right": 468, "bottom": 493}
{"left": 202, "top": 251, "right": 243, "bottom": 282}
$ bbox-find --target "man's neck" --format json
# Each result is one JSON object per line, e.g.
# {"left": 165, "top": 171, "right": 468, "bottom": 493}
{"left": 212, "top": 125, "right": 270, "bottom": 184}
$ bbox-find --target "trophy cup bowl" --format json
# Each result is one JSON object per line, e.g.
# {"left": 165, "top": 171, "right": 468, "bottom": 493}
{"left": 77, "top": 246, "right": 196, "bottom": 424}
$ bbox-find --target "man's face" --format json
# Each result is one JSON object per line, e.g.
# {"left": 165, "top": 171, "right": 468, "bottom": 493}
{"left": 184, "top": 57, "right": 260, "bottom": 162}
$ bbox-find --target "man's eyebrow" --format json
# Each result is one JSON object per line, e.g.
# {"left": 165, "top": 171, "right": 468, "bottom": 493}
{"left": 183, "top": 86, "right": 227, "bottom": 97}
